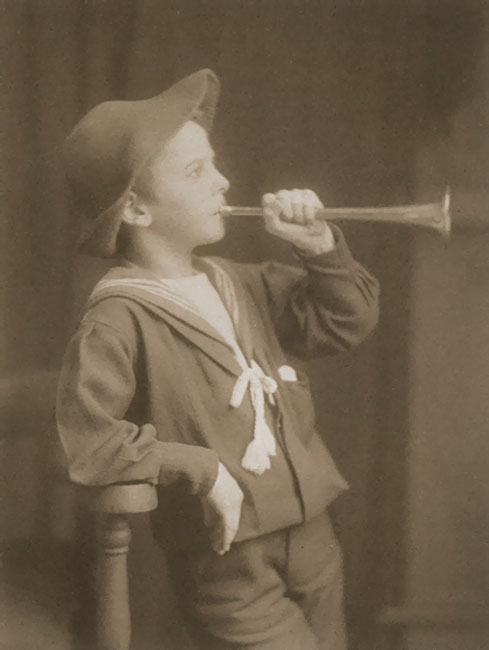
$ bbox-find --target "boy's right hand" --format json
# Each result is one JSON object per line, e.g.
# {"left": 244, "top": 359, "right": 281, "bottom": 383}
{"left": 201, "top": 462, "right": 244, "bottom": 555}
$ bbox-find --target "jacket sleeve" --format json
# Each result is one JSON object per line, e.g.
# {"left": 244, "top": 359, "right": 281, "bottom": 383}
{"left": 56, "top": 319, "right": 219, "bottom": 494}
{"left": 250, "top": 226, "right": 379, "bottom": 358}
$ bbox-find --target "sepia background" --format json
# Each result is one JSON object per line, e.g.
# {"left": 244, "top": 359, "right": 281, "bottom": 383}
{"left": 1, "top": 1, "right": 489, "bottom": 649}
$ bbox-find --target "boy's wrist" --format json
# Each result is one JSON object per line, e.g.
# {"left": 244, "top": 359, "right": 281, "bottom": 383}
{"left": 293, "top": 224, "right": 336, "bottom": 258}
{"left": 157, "top": 443, "right": 220, "bottom": 496}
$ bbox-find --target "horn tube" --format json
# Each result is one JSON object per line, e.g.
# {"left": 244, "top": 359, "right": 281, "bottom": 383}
{"left": 221, "top": 187, "right": 451, "bottom": 241}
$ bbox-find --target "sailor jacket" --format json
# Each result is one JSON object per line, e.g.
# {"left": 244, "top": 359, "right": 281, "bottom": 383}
{"left": 56, "top": 229, "right": 379, "bottom": 544}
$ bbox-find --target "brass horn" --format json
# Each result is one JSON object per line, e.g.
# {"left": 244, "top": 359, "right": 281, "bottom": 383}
{"left": 221, "top": 187, "right": 451, "bottom": 241}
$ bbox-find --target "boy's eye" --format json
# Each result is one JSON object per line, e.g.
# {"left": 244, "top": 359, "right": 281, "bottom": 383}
{"left": 188, "top": 164, "right": 203, "bottom": 179}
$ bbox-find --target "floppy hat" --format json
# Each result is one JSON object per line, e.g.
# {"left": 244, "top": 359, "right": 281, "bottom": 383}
{"left": 63, "top": 69, "right": 220, "bottom": 258}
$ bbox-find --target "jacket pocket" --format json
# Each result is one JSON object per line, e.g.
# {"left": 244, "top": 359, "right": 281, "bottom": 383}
{"left": 278, "top": 370, "right": 316, "bottom": 444}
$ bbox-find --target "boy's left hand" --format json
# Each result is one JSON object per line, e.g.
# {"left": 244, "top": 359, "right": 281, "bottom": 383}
{"left": 262, "top": 189, "right": 335, "bottom": 256}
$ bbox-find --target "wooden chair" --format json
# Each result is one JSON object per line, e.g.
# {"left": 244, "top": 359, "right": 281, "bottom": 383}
{"left": 1, "top": 372, "right": 161, "bottom": 650}
{"left": 82, "top": 483, "right": 158, "bottom": 650}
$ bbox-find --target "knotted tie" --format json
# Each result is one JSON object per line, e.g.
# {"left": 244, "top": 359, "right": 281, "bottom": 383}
{"left": 230, "top": 359, "right": 278, "bottom": 475}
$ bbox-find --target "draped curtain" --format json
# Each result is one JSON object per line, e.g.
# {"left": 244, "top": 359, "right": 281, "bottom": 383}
{"left": 2, "top": 1, "right": 483, "bottom": 648}
{"left": 2, "top": 0, "right": 429, "bottom": 373}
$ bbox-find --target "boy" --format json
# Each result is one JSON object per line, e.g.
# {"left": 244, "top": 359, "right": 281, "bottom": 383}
{"left": 57, "top": 69, "right": 379, "bottom": 649}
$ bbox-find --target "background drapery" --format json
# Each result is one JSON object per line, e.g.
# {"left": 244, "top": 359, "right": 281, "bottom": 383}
{"left": 2, "top": 1, "right": 488, "bottom": 649}
{"left": 2, "top": 0, "right": 460, "bottom": 373}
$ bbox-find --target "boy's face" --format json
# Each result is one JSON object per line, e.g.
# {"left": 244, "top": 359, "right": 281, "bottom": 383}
{"left": 132, "top": 120, "right": 230, "bottom": 250}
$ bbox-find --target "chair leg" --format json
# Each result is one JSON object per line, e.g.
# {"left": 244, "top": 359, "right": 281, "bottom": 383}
{"left": 96, "top": 513, "right": 132, "bottom": 650}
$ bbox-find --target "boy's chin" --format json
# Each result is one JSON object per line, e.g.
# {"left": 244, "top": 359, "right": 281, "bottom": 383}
{"left": 201, "top": 221, "right": 227, "bottom": 245}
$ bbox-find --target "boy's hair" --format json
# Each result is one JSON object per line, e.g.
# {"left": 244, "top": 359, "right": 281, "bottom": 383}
{"left": 63, "top": 70, "right": 220, "bottom": 259}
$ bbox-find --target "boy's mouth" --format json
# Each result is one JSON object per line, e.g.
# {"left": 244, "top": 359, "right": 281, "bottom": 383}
{"left": 212, "top": 205, "right": 227, "bottom": 217}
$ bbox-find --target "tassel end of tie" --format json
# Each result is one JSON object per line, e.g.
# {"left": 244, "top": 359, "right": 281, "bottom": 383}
{"left": 241, "top": 439, "right": 272, "bottom": 475}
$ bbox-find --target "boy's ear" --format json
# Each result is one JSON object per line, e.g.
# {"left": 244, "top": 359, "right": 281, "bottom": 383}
{"left": 121, "top": 191, "right": 152, "bottom": 228}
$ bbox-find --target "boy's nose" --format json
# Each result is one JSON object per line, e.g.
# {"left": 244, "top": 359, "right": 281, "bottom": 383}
{"left": 214, "top": 168, "right": 230, "bottom": 194}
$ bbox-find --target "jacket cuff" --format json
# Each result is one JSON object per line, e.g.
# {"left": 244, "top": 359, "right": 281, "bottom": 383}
{"left": 294, "top": 225, "right": 357, "bottom": 272}
{"left": 156, "top": 442, "right": 220, "bottom": 496}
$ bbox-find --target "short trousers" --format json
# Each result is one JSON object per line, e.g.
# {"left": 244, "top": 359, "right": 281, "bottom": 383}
{"left": 165, "top": 511, "right": 347, "bottom": 650}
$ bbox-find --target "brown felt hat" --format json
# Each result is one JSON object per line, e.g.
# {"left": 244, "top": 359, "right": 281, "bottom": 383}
{"left": 63, "top": 69, "right": 220, "bottom": 258}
